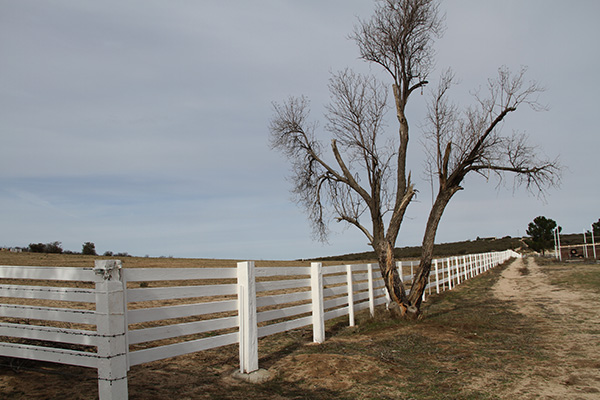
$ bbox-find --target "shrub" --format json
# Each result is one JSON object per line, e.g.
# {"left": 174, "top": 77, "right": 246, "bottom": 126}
{"left": 82, "top": 242, "right": 97, "bottom": 256}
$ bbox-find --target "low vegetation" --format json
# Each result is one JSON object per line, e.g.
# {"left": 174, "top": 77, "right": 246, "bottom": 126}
{"left": 2, "top": 253, "right": 599, "bottom": 398}
{"left": 319, "top": 236, "right": 524, "bottom": 262}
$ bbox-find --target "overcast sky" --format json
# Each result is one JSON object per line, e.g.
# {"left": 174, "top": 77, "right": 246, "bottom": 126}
{"left": 1, "top": 1, "right": 598, "bottom": 260}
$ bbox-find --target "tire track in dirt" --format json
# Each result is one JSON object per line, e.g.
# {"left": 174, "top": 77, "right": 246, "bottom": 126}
{"left": 490, "top": 257, "right": 600, "bottom": 399}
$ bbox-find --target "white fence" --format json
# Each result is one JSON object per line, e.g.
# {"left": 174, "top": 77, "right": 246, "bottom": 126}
{"left": 0, "top": 250, "right": 518, "bottom": 399}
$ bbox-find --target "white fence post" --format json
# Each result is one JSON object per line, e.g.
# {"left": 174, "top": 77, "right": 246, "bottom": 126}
{"left": 434, "top": 259, "right": 440, "bottom": 294}
{"left": 367, "top": 263, "right": 375, "bottom": 318}
{"left": 346, "top": 265, "right": 355, "bottom": 326}
{"left": 447, "top": 258, "right": 453, "bottom": 290}
{"left": 591, "top": 226, "right": 597, "bottom": 260}
{"left": 237, "top": 261, "right": 258, "bottom": 374}
{"left": 397, "top": 261, "right": 403, "bottom": 283}
{"left": 468, "top": 254, "right": 473, "bottom": 278}
{"left": 94, "top": 260, "right": 128, "bottom": 400}
{"left": 311, "top": 262, "right": 325, "bottom": 343}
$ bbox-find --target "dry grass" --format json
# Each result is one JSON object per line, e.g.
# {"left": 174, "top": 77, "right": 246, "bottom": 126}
{"left": 2, "top": 254, "right": 599, "bottom": 399}
{"left": 0, "top": 251, "right": 373, "bottom": 269}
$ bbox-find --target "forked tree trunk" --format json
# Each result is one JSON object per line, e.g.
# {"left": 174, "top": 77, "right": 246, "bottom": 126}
{"left": 376, "top": 240, "right": 409, "bottom": 317}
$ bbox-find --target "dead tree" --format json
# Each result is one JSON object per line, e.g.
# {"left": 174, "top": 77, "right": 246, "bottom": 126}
{"left": 270, "top": 0, "right": 444, "bottom": 316}
{"left": 270, "top": 0, "right": 560, "bottom": 319}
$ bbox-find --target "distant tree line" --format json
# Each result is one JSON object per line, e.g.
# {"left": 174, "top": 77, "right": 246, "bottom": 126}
{"left": 28, "top": 241, "right": 64, "bottom": 254}
{"left": 24, "top": 241, "right": 130, "bottom": 257}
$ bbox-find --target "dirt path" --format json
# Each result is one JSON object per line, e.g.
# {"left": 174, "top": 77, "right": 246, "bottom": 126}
{"left": 490, "top": 257, "right": 600, "bottom": 399}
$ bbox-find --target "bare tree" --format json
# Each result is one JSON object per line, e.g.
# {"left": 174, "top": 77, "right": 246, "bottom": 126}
{"left": 406, "top": 67, "right": 561, "bottom": 312}
{"left": 270, "top": 0, "right": 560, "bottom": 319}
{"left": 270, "top": 0, "right": 444, "bottom": 316}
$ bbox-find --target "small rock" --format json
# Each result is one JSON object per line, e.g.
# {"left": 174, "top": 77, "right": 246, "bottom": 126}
{"left": 231, "top": 368, "right": 273, "bottom": 384}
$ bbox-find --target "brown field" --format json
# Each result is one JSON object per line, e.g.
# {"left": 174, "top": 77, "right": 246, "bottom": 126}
{"left": 0, "top": 251, "right": 373, "bottom": 269}
{"left": 1, "top": 253, "right": 599, "bottom": 399}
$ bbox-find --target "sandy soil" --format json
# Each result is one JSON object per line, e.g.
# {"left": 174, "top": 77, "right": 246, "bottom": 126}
{"left": 487, "top": 257, "right": 600, "bottom": 399}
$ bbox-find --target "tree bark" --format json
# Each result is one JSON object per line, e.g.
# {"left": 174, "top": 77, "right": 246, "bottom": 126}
{"left": 375, "top": 239, "right": 409, "bottom": 317}
{"left": 407, "top": 186, "right": 459, "bottom": 312}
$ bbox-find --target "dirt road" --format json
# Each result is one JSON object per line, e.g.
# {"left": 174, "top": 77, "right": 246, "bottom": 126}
{"left": 490, "top": 257, "right": 600, "bottom": 399}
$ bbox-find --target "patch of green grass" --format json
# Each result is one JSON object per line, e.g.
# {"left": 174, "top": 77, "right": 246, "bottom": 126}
{"left": 539, "top": 261, "right": 600, "bottom": 294}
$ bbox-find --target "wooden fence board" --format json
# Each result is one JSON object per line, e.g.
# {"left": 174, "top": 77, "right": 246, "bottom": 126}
{"left": 255, "top": 267, "right": 311, "bottom": 277}
{"left": 0, "top": 266, "right": 95, "bottom": 281}
{"left": 123, "top": 268, "right": 237, "bottom": 282}
{"left": 352, "top": 272, "right": 369, "bottom": 282}
{"left": 322, "top": 265, "right": 347, "bottom": 274}
{"left": 0, "top": 304, "right": 96, "bottom": 325}
{"left": 322, "top": 275, "right": 347, "bottom": 286}
{"left": 256, "top": 278, "right": 310, "bottom": 293}
{"left": 0, "top": 342, "right": 97, "bottom": 368}
{"left": 353, "top": 281, "right": 370, "bottom": 292}
{"left": 128, "top": 316, "right": 238, "bottom": 345}
{"left": 0, "top": 284, "right": 95, "bottom": 303}
{"left": 256, "top": 290, "right": 311, "bottom": 308}
{"left": 324, "top": 306, "right": 349, "bottom": 321}
{"left": 0, "top": 322, "right": 97, "bottom": 346}
{"left": 127, "top": 299, "right": 238, "bottom": 324}
{"left": 257, "top": 316, "right": 312, "bottom": 338}
{"left": 323, "top": 285, "right": 347, "bottom": 298}
{"left": 127, "top": 283, "right": 237, "bottom": 302}
{"left": 323, "top": 296, "right": 349, "bottom": 310}
{"left": 128, "top": 332, "right": 238, "bottom": 366}
{"left": 256, "top": 303, "right": 312, "bottom": 324}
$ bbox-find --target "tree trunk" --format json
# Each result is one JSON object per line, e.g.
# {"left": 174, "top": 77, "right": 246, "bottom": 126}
{"left": 376, "top": 240, "right": 408, "bottom": 317}
{"left": 407, "top": 187, "right": 458, "bottom": 313}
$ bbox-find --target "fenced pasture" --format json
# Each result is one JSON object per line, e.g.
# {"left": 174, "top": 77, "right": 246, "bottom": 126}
{"left": 0, "top": 250, "right": 518, "bottom": 399}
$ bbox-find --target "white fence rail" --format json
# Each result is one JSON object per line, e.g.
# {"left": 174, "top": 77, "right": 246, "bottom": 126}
{"left": 0, "top": 250, "right": 519, "bottom": 399}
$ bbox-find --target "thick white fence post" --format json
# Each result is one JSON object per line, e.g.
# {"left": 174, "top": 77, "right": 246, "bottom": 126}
{"left": 367, "top": 263, "right": 375, "bottom": 318}
{"left": 346, "top": 265, "right": 355, "bottom": 326}
{"left": 94, "top": 260, "right": 128, "bottom": 400}
{"left": 237, "top": 261, "right": 258, "bottom": 374}
{"left": 311, "top": 262, "right": 325, "bottom": 343}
